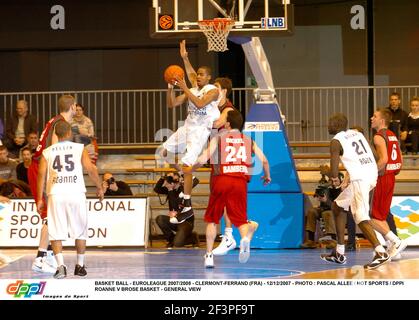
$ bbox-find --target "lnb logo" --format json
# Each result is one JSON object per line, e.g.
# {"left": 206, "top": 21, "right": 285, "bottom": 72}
{"left": 6, "top": 280, "right": 46, "bottom": 298}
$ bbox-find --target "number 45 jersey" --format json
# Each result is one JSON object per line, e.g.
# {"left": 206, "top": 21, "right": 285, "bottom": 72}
{"left": 333, "top": 129, "right": 378, "bottom": 182}
{"left": 42, "top": 141, "right": 86, "bottom": 195}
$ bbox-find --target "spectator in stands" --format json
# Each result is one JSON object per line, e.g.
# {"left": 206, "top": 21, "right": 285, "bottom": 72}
{"left": 387, "top": 92, "right": 408, "bottom": 150}
{"left": 4, "top": 100, "right": 38, "bottom": 158}
{"left": 301, "top": 165, "right": 341, "bottom": 249}
{"left": 70, "top": 104, "right": 98, "bottom": 164}
{"left": 16, "top": 147, "right": 32, "bottom": 184}
{"left": 405, "top": 96, "right": 419, "bottom": 155}
{"left": 154, "top": 172, "right": 200, "bottom": 248}
{"left": 18, "top": 132, "right": 38, "bottom": 161}
{"left": 0, "top": 179, "right": 31, "bottom": 198}
{"left": 0, "top": 146, "right": 17, "bottom": 180}
{"left": 70, "top": 103, "right": 95, "bottom": 145}
{"left": 102, "top": 172, "right": 133, "bottom": 196}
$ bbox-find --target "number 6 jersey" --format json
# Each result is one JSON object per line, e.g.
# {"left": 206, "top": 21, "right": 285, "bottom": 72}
{"left": 42, "top": 141, "right": 86, "bottom": 195}
{"left": 333, "top": 129, "right": 378, "bottom": 182}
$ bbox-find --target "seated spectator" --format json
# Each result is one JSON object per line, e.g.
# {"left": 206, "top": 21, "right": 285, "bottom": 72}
{"left": 70, "top": 103, "right": 98, "bottom": 163}
{"left": 70, "top": 103, "right": 95, "bottom": 145}
{"left": 4, "top": 100, "right": 38, "bottom": 158}
{"left": 19, "top": 132, "right": 39, "bottom": 160}
{"left": 301, "top": 165, "right": 342, "bottom": 249}
{"left": 102, "top": 172, "right": 133, "bottom": 196}
{"left": 405, "top": 96, "right": 419, "bottom": 154}
{"left": 16, "top": 147, "right": 32, "bottom": 184}
{"left": 154, "top": 173, "right": 200, "bottom": 248}
{"left": 0, "top": 146, "right": 17, "bottom": 180}
{"left": 0, "top": 179, "right": 31, "bottom": 198}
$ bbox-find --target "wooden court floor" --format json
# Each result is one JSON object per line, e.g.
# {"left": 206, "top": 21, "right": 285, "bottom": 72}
{"left": 1, "top": 247, "right": 418, "bottom": 279}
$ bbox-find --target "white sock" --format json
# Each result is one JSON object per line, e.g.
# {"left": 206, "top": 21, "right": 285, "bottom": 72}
{"left": 336, "top": 244, "right": 345, "bottom": 255}
{"left": 375, "top": 245, "right": 386, "bottom": 253}
{"left": 224, "top": 227, "right": 233, "bottom": 238}
{"left": 55, "top": 253, "right": 64, "bottom": 266}
{"left": 184, "top": 194, "right": 191, "bottom": 200}
{"left": 384, "top": 231, "right": 400, "bottom": 245}
{"left": 77, "top": 254, "right": 85, "bottom": 267}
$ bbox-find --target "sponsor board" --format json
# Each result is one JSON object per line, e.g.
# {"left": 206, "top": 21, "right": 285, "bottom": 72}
{"left": 0, "top": 198, "right": 147, "bottom": 246}
{"left": 243, "top": 122, "right": 280, "bottom": 132}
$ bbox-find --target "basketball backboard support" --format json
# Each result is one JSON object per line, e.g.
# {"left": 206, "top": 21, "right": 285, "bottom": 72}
{"left": 150, "top": 0, "right": 294, "bottom": 37}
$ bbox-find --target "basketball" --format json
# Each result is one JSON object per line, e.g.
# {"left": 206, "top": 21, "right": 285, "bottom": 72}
{"left": 164, "top": 65, "right": 185, "bottom": 84}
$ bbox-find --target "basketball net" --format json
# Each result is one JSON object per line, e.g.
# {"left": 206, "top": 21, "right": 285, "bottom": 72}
{"left": 198, "top": 18, "right": 235, "bottom": 52}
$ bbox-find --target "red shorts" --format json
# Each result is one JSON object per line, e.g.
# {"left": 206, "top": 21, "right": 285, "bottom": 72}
{"left": 28, "top": 161, "right": 47, "bottom": 219}
{"left": 371, "top": 174, "right": 395, "bottom": 221}
{"left": 204, "top": 175, "right": 248, "bottom": 227}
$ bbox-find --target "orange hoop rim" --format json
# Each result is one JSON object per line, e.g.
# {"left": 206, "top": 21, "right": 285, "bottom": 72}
{"left": 198, "top": 18, "right": 235, "bottom": 29}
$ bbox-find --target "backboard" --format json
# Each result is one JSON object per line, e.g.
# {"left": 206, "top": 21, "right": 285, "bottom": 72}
{"left": 150, "top": 0, "right": 294, "bottom": 37}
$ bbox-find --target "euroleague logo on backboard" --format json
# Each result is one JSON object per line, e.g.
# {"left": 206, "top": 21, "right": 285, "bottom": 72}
{"left": 159, "top": 14, "right": 174, "bottom": 30}
{"left": 6, "top": 280, "right": 46, "bottom": 298}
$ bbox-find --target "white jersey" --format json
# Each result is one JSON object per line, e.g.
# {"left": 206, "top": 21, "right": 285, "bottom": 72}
{"left": 333, "top": 129, "right": 378, "bottom": 182}
{"left": 185, "top": 84, "right": 221, "bottom": 128}
{"left": 43, "top": 141, "right": 86, "bottom": 195}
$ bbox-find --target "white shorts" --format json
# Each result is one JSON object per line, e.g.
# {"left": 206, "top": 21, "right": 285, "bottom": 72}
{"left": 47, "top": 193, "right": 88, "bottom": 241}
{"left": 334, "top": 179, "right": 376, "bottom": 225}
{"left": 163, "top": 125, "right": 211, "bottom": 166}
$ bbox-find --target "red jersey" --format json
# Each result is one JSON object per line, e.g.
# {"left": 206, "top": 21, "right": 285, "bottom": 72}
{"left": 376, "top": 128, "right": 402, "bottom": 175}
{"left": 33, "top": 114, "right": 64, "bottom": 162}
{"left": 217, "top": 130, "right": 252, "bottom": 181}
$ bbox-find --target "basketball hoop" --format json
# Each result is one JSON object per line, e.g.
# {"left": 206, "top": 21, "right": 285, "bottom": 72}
{"left": 198, "top": 18, "right": 235, "bottom": 52}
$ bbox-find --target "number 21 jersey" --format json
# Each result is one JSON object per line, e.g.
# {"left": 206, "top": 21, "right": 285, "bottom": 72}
{"left": 333, "top": 129, "right": 377, "bottom": 182}
{"left": 42, "top": 141, "right": 86, "bottom": 195}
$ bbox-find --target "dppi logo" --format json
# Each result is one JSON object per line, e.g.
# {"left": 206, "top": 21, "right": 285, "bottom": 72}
{"left": 6, "top": 280, "right": 46, "bottom": 298}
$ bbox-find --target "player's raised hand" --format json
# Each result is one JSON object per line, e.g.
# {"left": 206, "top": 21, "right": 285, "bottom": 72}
{"left": 174, "top": 75, "right": 187, "bottom": 90}
{"left": 261, "top": 176, "right": 271, "bottom": 185}
{"left": 180, "top": 40, "right": 188, "bottom": 59}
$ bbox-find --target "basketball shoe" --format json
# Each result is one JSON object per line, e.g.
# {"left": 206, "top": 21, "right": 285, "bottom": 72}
{"left": 364, "top": 251, "right": 390, "bottom": 270}
{"left": 74, "top": 264, "right": 87, "bottom": 276}
{"left": 170, "top": 198, "right": 194, "bottom": 224}
{"left": 320, "top": 250, "right": 347, "bottom": 264}
{"left": 54, "top": 265, "right": 67, "bottom": 279}
{"left": 387, "top": 239, "right": 407, "bottom": 259}
{"left": 239, "top": 237, "right": 251, "bottom": 263}
{"left": 212, "top": 235, "right": 236, "bottom": 256}
{"left": 32, "top": 256, "right": 57, "bottom": 274}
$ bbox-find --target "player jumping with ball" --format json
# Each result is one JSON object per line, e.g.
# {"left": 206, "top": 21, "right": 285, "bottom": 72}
{"left": 159, "top": 47, "right": 221, "bottom": 224}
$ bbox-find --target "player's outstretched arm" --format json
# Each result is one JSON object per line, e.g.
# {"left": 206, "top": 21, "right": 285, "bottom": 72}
{"left": 180, "top": 40, "right": 197, "bottom": 87}
{"left": 81, "top": 149, "right": 104, "bottom": 201}
{"left": 36, "top": 155, "right": 47, "bottom": 214}
{"left": 252, "top": 142, "right": 271, "bottom": 185}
